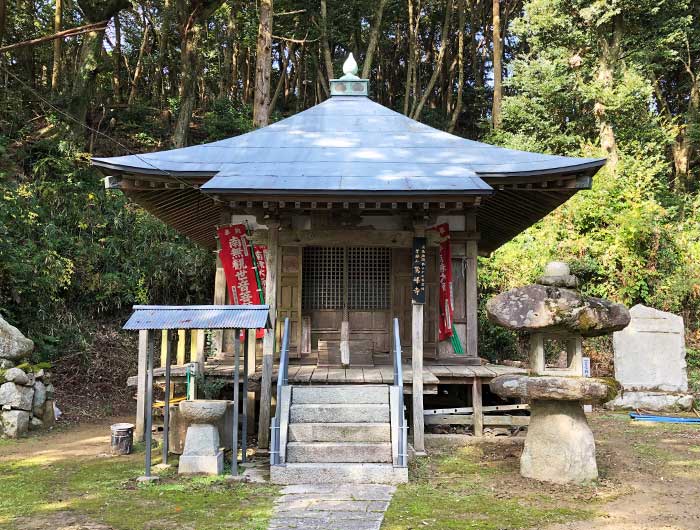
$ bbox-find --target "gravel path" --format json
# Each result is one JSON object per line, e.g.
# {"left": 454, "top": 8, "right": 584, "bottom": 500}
{"left": 268, "top": 484, "right": 395, "bottom": 530}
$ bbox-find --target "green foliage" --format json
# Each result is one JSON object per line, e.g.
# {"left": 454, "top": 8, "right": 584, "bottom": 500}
{"left": 194, "top": 372, "right": 228, "bottom": 400}
{"left": 203, "top": 99, "right": 254, "bottom": 141}
{"left": 0, "top": 138, "right": 214, "bottom": 362}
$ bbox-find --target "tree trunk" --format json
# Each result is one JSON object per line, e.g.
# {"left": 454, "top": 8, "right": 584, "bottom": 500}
{"left": 219, "top": 5, "right": 237, "bottom": 98}
{"left": 595, "top": 13, "right": 622, "bottom": 171}
{"left": 0, "top": 0, "right": 6, "bottom": 47}
{"left": 491, "top": 0, "right": 502, "bottom": 129}
{"left": 403, "top": 0, "right": 417, "bottom": 116}
{"left": 269, "top": 42, "right": 290, "bottom": 112}
{"left": 252, "top": 0, "right": 273, "bottom": 127}
{"left": 320, "top": 0, "right": 334, "bottom": 82}
{"left": 448, "top": 0, "right": 465, "bottom": 132}
{"left": 128, "top": 16, "right": 151, "bottom": 105}
{"left": 172, "top": 16, "right": 202, "bottom": 147}
{"left": 361, "top": 0, "right": 388, "bottom": 78}
{"left": 411, "top": 0, "right": 452, "bottom": 120}
{"left": 112, "top": 13, "right": 123, "bottom": 101}
{"left": 152, "top": 0, "right": 172, "bottom": 105}
{"left": 51, "top": 0, "right": 63, "bottom": 91}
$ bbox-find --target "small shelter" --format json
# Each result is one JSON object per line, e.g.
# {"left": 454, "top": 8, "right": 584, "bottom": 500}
{"left": 95, "top": 59, "right": 604, "bottom": 454}
{"left": 122, "top": 305, "right": 270, "bottom": 479}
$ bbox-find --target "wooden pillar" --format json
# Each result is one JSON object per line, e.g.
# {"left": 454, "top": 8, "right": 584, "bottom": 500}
{"left": 258, "top": 219, "right": 279, "bottom": 449}
{"left": 143, "top": 331, "right": 155, "bottom": 478}
{"left": 231, "top": 329, "right": 240, "bottom": 476}
{"left": 246, "top": 330, "right": 256, "bottom": 433}
{"left": 212, "top": 252, "right": 227, "bottom": 355}
{"left": 190, "top": 329, "right": 205, "bottom": 399}
{"left": 160, "top": 329, "right": 168, "bottom": 366}
{"left": 176, "top": 329, "right": 186, "bottom": 365}
{"left": 465, "top": 211, "right": 479, "bottom": 359}
{"left": 162, "top": 331, "right": 175, "bottom": 464}
{"left": 242, "top": 330, "right": 251, "bottom": 463}
{"left": 472, "top": 377, "right": 483, "bottom": 437}
{"left": 411, "top": 223, "right": 426, "bottom": 454}
{"left": 135, "top": 330, "right": 148, "bottom": 442}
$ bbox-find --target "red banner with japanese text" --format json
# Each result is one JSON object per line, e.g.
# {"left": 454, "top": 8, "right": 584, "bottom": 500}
{"left": 433, "top": 223, "right": 454, "bottom": 341}
{"left": 216, "top": 224, "right": 268, "bottom": 338}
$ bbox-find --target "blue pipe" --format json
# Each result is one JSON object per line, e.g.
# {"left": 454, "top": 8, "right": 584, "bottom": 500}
{"left": 630, "top": 413, "right": 700, "bottom": 424}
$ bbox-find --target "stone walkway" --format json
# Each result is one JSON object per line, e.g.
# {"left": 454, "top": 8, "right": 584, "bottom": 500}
{"left": 268, "top": 484, "right": 396, "bottom": 530}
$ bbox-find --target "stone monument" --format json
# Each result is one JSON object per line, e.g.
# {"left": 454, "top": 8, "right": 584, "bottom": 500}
{"left": 606, "top": 304, "right": 694, "bottom": 411}
{"left": 178, "top": 400, "right": 229, "bottom": 475}
{"left": 487, "top": 261, "right": 628, "bottom": 484}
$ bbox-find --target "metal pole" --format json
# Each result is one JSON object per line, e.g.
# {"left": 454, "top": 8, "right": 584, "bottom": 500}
{"left": 144, "top": 331, "right": 155, "bottom": 477}
{"left": 162, "top": 330, "right": 175, "bottom": 465}
{"left": 231, "top": 328, "right": 240, "bottom": 477}
{"left": 241, "top": 329, "right": 249, "bottom": 464}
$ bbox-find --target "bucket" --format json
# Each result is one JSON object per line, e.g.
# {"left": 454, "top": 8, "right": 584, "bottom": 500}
{"left": 110, "top": 422, "right": 135, "bottom": 455}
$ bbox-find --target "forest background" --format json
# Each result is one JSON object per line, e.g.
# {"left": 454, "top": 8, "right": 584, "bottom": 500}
{"left": 1, "top": 0, "right": 699, "bottom": 416}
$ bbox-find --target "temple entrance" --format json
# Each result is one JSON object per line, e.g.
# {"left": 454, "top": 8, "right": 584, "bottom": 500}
{"left": 302, "top": 246, "right": 392, "bottom": 366}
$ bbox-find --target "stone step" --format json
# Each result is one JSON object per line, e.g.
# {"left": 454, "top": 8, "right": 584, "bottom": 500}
{"left": 271, "top": 463, "right": 408, "bottom": 485}
{"left": 292, "top": 385, "right": 389, "bottom": 405}
{"left": 288, "top": 422, "right": 391, "bottom": 442}
{"left": 286, "top": 441, "right": 392, "bottom": 463}
{"left": 289, "top": 403, "right": 390, "bottom": 424}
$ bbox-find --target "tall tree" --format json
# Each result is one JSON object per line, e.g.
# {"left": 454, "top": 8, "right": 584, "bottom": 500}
{"left": 594, "top": 12, "right": 622, "bottom": 171}
{"left": 361, "top": 0, "right": 389, "bottom": 78}
{"left": 128, "top": 11, "right": 151, "bottom": 105}
{"left": 411, "top": 0, "right": 453, "bottom": 120}
{"left": 50, "top": 0, "right": 62, "bottom": 91}
{"left": 252, "top": 0, "right": 273, "bottom": 127}
{"left": 171, "top": 0, "right": 225, "bottom": 148}
{"left": 68, "top": 0, "right": 130, "bottom": 141}
{"left": 448, "top": 0, "right": 466, "bottom": 132}
{"left": 491, "top": 0, "right": 502, "bottom": 128}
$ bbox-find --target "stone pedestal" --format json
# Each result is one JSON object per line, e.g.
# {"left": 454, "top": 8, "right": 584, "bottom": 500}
{"left": 178, "top": 424, "right": 224, "bottom": 475}
{"left": 177, "top": 400, "right": 229, "bottom": 476}
{"left": 521, "top": 400, "right": 597, "bottom": 484}
{"left": 490, "top": 374, "right": 612, "bottom": 485}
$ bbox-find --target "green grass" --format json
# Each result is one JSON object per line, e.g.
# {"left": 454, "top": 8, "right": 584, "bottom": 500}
{"left": 0, "top": 449, "right": 277, "bottom": 530}
{"left": 382, "top": 446, "right": 593, "bottom": 530}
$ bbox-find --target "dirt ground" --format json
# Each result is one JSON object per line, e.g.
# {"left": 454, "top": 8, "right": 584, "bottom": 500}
{"left": 544, "top": 414, "right": 700, "bottom": 530}
{"left": 2, "top": 412, "right": 700, "bottom": 530}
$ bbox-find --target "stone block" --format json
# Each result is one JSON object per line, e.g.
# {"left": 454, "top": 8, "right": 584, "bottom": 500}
{"left": 42, "top": 399, "right": 55, "bottom": 427}
{"left": 290, "top": 404, "right": 389, "bottom": 423}
{"left": 288, "top": 422, "right": 391, "bottom": 443}
{"left": 3, "top": 368, "right": 28, "bottom": 385}
{"left": 270, "top": 463, "right": 408, "bottom": 485}
{"left": 182, "top": 423, "right": 220, "bottom": 456}
{"left": 29, "top": 416, "right": 43, "bottom": 431}
{"left": 0, "top": 382, "right": 34, "bottom": 410}
{"left": 292, "top": 385, "right": 388, "bottom": 404}
{"left": 32, "top": 381, "right": 46, "bottom": 416}
{"left": 605, "top": 391, "right": 694, "bottom": 411}
{"left": 613, "top": 304, "right": 688, "bottom": 393}
{"left": 286, "top": 442, "right": 392, "bottom": 463}
{"left": 0, "top": 316, "right": 33, "bottom": 361}
{"left": 1, "top": 410, "right": 29, "bottom": 438}
{"left": 178, "top": 450, "right": 223, "bottom": 475}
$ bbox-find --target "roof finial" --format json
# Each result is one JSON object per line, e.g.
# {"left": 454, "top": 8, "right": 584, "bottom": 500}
{"left": 343, "top": 53, "right": 358, "bottom": 77}
{"left": 330, "top": 53, "right": 368, "bottom": 96}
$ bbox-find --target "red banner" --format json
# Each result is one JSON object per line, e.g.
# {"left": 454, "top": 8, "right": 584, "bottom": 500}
{"left": 433, "top": 223, "right": 454, "bottom": 341}
{"left": 217, "top": 224, "right": 269, "bottom": 339}
{"left": 217, "top": 224, "right": 261, "bottom": 305}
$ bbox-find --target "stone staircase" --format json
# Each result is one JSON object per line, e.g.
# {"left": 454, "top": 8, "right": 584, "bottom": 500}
{"left": 270, "top": 385, "right": 408, "bottom": 484}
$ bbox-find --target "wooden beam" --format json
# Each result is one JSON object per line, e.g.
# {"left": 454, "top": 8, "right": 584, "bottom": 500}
{"left": 472, "top": 378, "right": 483, "bottom": 437}
{"left": 252, "top": 229, "right": 443, "bottom": 248}
{"left": 258, "top": 220, "right": 280, "bottom": 449}
{"left": 411, "top": 222, "right": 426, "bottom": 454}
{"left": 177, "top": 329, "right": 186, "bottom": 365}
{"left": 465, "top": 212, "right": 478, "bottom": 360}
{"left": 424, "top": 404, "right": 529, "bottom": 415}
{"left": 212, "top": 244, "right": 227, "bottom": 354}
{"left": 424, "top": 414, "right": 530, "bottom": 426}
{"left": 135, "top": 330, "right": 148, "bottom": 442}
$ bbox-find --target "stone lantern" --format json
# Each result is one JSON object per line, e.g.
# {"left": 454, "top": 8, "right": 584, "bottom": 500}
{"left": 486, "top": 261, "right": 630, "bottom": 484}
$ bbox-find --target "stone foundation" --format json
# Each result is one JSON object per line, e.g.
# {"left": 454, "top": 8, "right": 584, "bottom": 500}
{"left": 521, "top": 400, "right": 598, "bottom": 484}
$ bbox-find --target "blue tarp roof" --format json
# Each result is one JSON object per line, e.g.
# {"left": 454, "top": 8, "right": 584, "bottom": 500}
{"left": 123, "top": 305, "right": 271, "bottom": 330}
{"left": 92, "top": 96, "right": 605, "bottom": 195}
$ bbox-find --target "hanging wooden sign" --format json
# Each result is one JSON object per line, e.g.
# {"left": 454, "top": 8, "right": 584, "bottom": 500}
{"left": 412, "top": 237, "right": 427, "bottom": 304}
